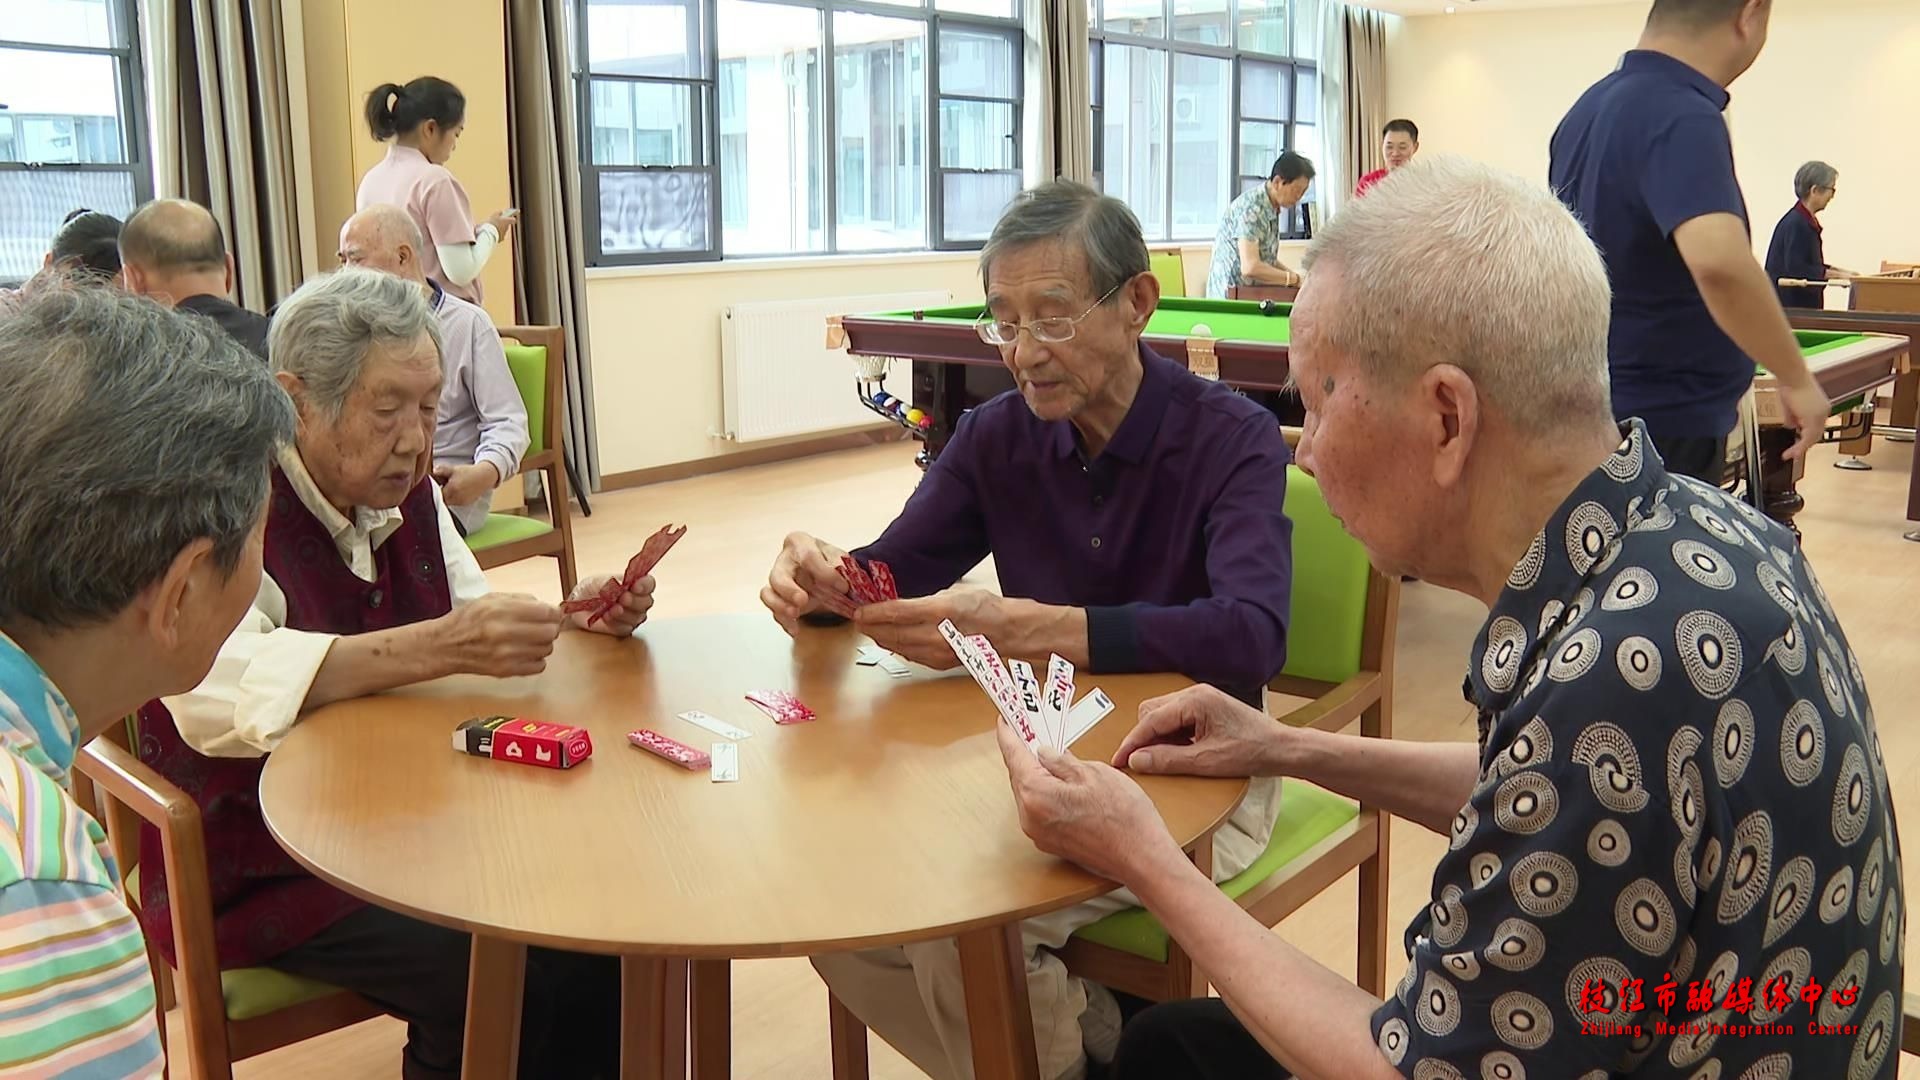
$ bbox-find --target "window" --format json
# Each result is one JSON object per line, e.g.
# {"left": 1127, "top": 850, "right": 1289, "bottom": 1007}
{"left": 572, "top": 0, "right": 1020, "bottom": 265}
{"left": 1089, "top": 0, "right": 1316, "bottom": 242}
{"left": 0, "top": 0, "right": 151, "bottom": 283}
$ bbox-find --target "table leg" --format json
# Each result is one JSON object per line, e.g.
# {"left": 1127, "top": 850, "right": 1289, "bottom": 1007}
{"left": 690, "top": 959, "right": 731, "bottom": 1080}
{"left": 955, "top": 923, "right": 1040, "bottom": 1080}
{"left": 1908, "top": 437, "right": 1920, "bottom": 540}
{"left": 463, "top": 936, "right": 527, "bottom": 1080}
{"left": 620, "top": 956, "right": 686, "bottom": 1080}
{"left": 1757, "top": 426, "right": 1806, "bottom": 539}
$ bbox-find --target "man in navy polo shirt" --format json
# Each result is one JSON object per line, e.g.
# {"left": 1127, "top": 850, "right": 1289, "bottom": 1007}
{"left": 761, "top": 179, "right": 1293, "bottom": 1080}
{"left": 1549, "top": 0, "right": 1829, "bottom": 484}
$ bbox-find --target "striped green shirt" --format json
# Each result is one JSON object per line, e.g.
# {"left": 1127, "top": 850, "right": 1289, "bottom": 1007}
{"left": 0, "top": 632, "right": 162, "bottom": 1078}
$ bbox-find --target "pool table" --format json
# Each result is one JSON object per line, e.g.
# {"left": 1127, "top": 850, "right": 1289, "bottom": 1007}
{"left": 1781, "top": 312, "right": 1920, "bottom": 539}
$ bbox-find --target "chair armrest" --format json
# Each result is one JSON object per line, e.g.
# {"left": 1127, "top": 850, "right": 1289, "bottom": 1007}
{"left": 1271, "top": 670, "right": 1383, "bottom": 734}
{"left": 78, "top": 739, "right": 203, "bottom": 838}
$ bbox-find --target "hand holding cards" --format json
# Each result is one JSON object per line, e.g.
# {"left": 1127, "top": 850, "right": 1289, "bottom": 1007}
{"left": 937, "top": 620, "right": 1113, "bottom": 755}
{"left": 561, "top": 523, "right": 686, "bottom": 627}
{"left": 808, "top": 554, "right": 898, "bottom": 618}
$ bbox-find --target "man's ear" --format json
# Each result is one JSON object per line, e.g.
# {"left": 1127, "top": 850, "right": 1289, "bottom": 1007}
{"left": 1422, "top": 363, "right": 1481, "bottom": 490}
{"left": 223, "top": 253, "right": 236, "bottom": 296}
{"left": 139, "top": 538, "right": 218, "bottom": 652}
{"left": 1124, "top": 270, "right": 1161, "bottom": 331}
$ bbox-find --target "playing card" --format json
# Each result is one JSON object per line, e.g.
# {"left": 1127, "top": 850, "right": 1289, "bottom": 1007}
{"left": 1008, "top": 661, "right": 1050, "bottom": 750}
{"left": 574, "top": 524, "right": 687, "bottom": 627}
{"left": 1043, "top": 655, "right": 1075, "bottom": 749}
{"left": 677, "top": 710, "right": 753, "bottom": 740}
{"left": 854, "top": 645, "right": 888, "bottom": 666}
{"left": 711, "top": 742, "right": 739, "bottom": 782}
{"left": 1063, "top": 688, "right": 1115, "bottom": 748}
{"left": 870, "top": 560, "right": 899, "bottom": 601}
{"left": 746, "top": 689, "right": 817, "bottom": 725}
{"left": 877, "top": 655, "right": 913, "bottom": 678}
{"left": 838, "top": 556, "right": 884, "bottom": 605}
{"left": 628, "top": 729, "right": 711, "bottom": 770}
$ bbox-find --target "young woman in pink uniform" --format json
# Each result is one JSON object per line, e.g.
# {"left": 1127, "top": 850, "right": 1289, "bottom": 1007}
{"left": 356, "top": 77, "right": 516, "bottom": 304}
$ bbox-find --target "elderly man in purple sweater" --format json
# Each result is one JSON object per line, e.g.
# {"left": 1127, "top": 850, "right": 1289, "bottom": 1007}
{"left": 761, "top": 179, "right": 1294, "bottom": 1080}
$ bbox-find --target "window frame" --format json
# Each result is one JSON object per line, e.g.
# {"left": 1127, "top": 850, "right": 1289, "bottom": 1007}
{"left": 1088, "top": 0, "right": 1315, "bottom": 243}
{"left": 0, "top": 0, "right": 155, "bottom": 284}
{"left": 571, "top": 0, "right": 1022, "bottom": 268}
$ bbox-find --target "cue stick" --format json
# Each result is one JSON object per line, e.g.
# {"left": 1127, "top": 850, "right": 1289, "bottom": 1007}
{"left": 1776, "top": 277, "right": 1852, "bottom": 288}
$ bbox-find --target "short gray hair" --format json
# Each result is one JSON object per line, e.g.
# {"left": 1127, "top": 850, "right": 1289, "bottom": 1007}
{"left": 269, "top": 267, "right": 443, "bottom": 416}
{"left": 1301, "top": 155, "right": 1612, "bottom": 435}
{"left": 1794, "top": 161, "right": 1838, "bottom": 200}
{"left": 979, "top": 181, "right": 1149, "bottom": 300}
{"left": 0, "top": 284, "right": 294, "bottom": 629}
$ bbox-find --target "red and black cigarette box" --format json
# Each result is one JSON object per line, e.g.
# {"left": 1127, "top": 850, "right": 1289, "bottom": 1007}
{"left": 453, "top": 715, "right": 594, "bottom": 770}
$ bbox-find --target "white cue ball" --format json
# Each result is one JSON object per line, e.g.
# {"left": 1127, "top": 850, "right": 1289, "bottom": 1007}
{"left": 1191, "top": 322, "right": 1213, "bottom": 336}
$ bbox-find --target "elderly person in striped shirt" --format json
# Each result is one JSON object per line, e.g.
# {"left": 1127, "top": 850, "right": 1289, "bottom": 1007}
{"left": 135, "top": 268, "right": 648, "bottom": 1079}
{"left": 0, "top": 284, "right": 294, "bottom": 1077}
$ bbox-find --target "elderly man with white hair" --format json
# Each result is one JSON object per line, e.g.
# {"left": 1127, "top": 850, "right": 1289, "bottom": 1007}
{"left": 339, "top": 203, "right": 529, "bottom": 535}
{"left": 996, "top": 157, "right": 1901, "bottom": 1080}
{"left": 134, "top": 268, "right": 645, "bottom": 1079}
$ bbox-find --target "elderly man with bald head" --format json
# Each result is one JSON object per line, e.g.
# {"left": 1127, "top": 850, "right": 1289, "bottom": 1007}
{"left": 997, "top": 158, "right": 1900, "bottom": 1080}
{"left": 341, "top": 204, "right": 528, "bottom": 534}
{"left": 120, "top": 197, "right": 271, "bottom": 360}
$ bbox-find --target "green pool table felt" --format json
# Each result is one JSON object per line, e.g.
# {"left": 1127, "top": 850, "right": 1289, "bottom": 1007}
{"left": 898, "top": 298, "right": 1294, "bottom": 343}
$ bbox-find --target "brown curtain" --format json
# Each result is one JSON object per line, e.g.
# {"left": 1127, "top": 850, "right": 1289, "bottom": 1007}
{"left": 144, "top": 0, "right": 308, "bottom": 311}
{"left": 1025, "top": 0, "right": 1093, "bottom": 187}
{"left": 507, "top": 0, "right": 602, "bottom": 493}
{"left": 1344, "top": 6, "right": 1388, "bottom": 197}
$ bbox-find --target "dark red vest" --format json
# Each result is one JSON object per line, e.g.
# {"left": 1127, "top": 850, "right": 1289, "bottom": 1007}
{"left": 137, "top": 467, "right": 453, "bottom": 969}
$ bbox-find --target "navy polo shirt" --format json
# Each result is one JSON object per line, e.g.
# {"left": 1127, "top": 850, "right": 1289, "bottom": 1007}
{"left": 1766, "top": 203, "right": 1826, "bottom": 310}
{"left": 854, "top": 344, "right": 1293, "bottom": 700}
{"left": 1550, "top": 51, "right": 1751, "bottom": 441}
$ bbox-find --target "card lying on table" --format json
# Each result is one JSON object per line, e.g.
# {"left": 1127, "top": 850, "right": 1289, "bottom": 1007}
{"left": 936, "top": 621, "right": 1114, "bottom": 756}
{"left": 561, "top": 522, "right": 688, "bottom": 627}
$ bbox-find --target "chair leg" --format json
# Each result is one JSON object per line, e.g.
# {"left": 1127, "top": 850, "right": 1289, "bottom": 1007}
{"left": 547, "top": 462, "right": 579, "bottom": 597}
{"left": 828, "top": 992, "right": 870, "bottom": 1080}
{"left": 1356, "top": 825, "right": 1390, "bottom": 996}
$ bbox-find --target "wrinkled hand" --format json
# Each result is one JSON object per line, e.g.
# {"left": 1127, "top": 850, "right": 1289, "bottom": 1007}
{"left": 568, "top": 573, "right": 655, "bottom": 637}
{"left": 432, "top": 462, "right": 500, "bottom": 508}
{"left": 439, "top": 593, "right": 565, "bottom": 677}
{"left": 853, "top": 588, "right": 1008, "bottom": 670}
{"left": 1112, "top": 684, "right": 1283, "bottom": 778}
{"left": 1779, "top": 379, "right": 1833, "bottom": 462}
{"left": 760, "top": 531, "right": 854, "bottom": 635}
{"left": 995, "top": 720, "right": 1181, "bottom": 885}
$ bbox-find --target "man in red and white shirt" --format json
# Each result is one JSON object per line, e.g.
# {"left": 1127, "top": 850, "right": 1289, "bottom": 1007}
{"left": 1354, "top": 118, "right": 1420, "bottom": 196}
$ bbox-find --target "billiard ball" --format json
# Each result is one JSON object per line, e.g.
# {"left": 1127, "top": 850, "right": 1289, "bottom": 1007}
{"left": 906, "top": 408, "right": 925, "bottom": 424}
{"left": 1260, "top": 299, "right": 1278, "bottom": 315}
{"left": 917, "top": 416, "right": 933, "bottom": 431}
{"left": 872, "top": 391, "right": 890, "bottom": 406}
{"left": 1191, "top": 323, "right": 1212, "bottom": 337}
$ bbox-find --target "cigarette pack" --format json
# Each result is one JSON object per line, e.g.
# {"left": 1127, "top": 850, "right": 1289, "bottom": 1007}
{"left": 453, "top": 715, "right": 594, "bottom": 770}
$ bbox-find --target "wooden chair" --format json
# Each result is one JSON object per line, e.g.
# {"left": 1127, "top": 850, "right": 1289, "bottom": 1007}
{"left": 1149, "top": 249, "right": 1188, "bottom": 298}
{"left": 826, "top": 453, "right": 1400, "bottom": 1073}
{"left": 464, "top": 325, "right": 579, "bottom": 596}
{"left": 1903, "top": 994, "right": 1920, "bottom": 1056}
{"left": 72, "top": 722, "right": 384, "bottom": 1080}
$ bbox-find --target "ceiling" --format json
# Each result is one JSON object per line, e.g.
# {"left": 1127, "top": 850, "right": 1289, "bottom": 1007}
{"left": 1359, "top": 0, "right": 1643, "bottom": 14}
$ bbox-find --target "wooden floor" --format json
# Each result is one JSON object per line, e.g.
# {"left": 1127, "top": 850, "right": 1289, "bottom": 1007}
{"left": 188, "top": 431, "right": 1920, "bottom": 1078}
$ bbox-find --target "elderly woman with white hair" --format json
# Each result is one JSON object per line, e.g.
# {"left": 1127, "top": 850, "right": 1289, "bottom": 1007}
{"left": 1766, "top": 160, "right": 1858, "bottom": 310}
{"left": 995, "top": 158, "right": 1898, "bottom": 1080}
{"left": 0, "top": 285, "right": 292, "bottom": 1076}
{"left": 134, "top": 267, "right": 641, "bottom": 1079}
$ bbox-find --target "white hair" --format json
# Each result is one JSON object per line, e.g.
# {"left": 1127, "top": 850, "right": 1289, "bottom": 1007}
{"left": 268, "top": 267, "right": 443, "bottom": 416}
{"left": 1301, "top": 155, "right": 1613, "bottom": 435}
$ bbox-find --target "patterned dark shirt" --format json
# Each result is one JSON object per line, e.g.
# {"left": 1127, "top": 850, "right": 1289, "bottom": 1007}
{"left": 1371, "top": 420, "right": 1903, "bottom": 1079}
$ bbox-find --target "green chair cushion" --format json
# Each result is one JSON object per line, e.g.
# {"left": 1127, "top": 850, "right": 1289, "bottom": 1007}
{"left": 1069, "top": 783, "right": 1360, "bottom": 962}
{"left": 464, "top": 512, "right": 553, "bottom": 552}
{"left": 1277, "top": 469, "right": 1371, "bottom": 686}
{"left": 1149, "top": 251, "right": 1188, "bottom": 298}
{"left": 502, "top": 343, "right": 549, "bottom": 454}
{"left": 124, "top": 866, "right": 352, "bottom": 1021}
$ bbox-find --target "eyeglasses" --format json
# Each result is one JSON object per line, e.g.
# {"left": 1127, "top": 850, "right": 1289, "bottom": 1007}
{"left": 974, "top": 281, "right": 1125, "bottom": 346}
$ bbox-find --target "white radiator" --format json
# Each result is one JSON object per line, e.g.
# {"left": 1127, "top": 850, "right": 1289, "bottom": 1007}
{"left": 720, "top": 291, "right": 952, "bottom": 442}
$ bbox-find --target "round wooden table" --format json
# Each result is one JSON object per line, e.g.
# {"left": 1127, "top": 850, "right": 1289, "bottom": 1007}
{"left": 259, "top": 613, "right": 1248, "bottom": 1080}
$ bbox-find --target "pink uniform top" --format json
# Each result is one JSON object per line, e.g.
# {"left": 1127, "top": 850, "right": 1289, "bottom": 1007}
{"left": 357, "top": 144, "right": 484, "bottom": 304}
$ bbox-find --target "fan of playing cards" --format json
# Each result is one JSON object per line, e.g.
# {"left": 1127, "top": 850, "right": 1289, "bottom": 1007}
{"left": 937, "top": 619, "right": 1114, "bottom": 754}
{"left": 561, "top": 523, "right": 687, "bottom": 627}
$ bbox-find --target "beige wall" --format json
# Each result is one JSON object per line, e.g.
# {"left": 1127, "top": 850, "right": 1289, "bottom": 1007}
{"left": 1385, "top": 0, "right": 1920, "bottom": 286}
{"left": 299, "top": 0, "right": 516, "bottom": 325}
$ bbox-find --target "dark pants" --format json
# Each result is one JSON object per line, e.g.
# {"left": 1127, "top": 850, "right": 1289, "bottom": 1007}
{"left": 1111, "top": 998, "right": 1293, "bottom": 1080}
{"left": 269, "top": 905, "right": 621, "bottom": 1080}
{"left": 1652, "top": 433, "right": 1730, "bottom": 486}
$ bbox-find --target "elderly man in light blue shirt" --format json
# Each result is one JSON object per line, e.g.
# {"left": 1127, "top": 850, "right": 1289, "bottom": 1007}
{"left": 338, "top": 204, "right": 529, "bottom": 534}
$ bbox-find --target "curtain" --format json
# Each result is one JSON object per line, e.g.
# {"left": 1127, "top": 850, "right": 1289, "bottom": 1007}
{"left": 1315, "top": 0, "right": 1351, "bottom": 224}
{"left": 1024, "top": 0, "right": 1093, "bottom": 188}
{"left": 507, "top": 0, "right": 602, "bottom": 494}
{"left": 1343, "top": 5, "right": 1389, "bottom": 202}
{"left": 143, "top": 0, "right": 309, "bottom": 311}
